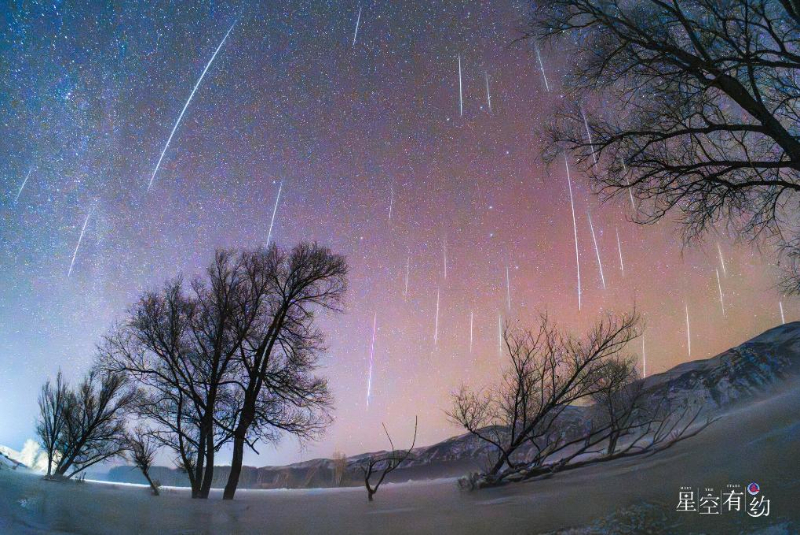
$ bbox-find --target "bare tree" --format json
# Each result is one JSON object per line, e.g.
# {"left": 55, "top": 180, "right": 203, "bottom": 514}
{"left": 361, "top": 417, "right": 418, "bottom": 502}
{"left": 221, "top": 243, "right": 347, "bottom": 500}
{"left": 99, "top": 243, "right": 346, "bottom": 500}
{"left": 524, "top": 0, "right": 800, "bottom": 288}
{"left": 591, "top": 357, "right": 643, "bottom": 456}
{"left": 48, "top": 369, "right": 134, "bottom": 479}
{"left": 126, "top": 427, "right": 161, "bottom": 496}
{"left": 35, "top": 370, "right": 68, "bottom": 477}
{"left": 99, "top": 250, "right": 268, "bottom": 498}
{"left": 450, "top": 313, "right": 716, "bottom": 488}
{"left": 448, "top": 312, "right": 640, "bottom": 486}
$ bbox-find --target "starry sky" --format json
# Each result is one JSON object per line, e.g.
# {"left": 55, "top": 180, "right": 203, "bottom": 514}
{"left": 0, "top": 1, "right": 793, "bottom": 467}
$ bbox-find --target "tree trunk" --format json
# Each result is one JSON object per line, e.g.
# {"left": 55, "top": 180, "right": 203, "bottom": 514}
{"left": 199, "top": 425, "right": 215, "bottom": 498}
{"left": 192, "top": 428, "right": 206, "bottom": 499}
{"left": 224, "top": 404, "right": 255, "bottom": 500}
{"left": 143, "top": 470, "right": 160, "bottom": 496}
{"left": 223, "top": 430, "right": 246, "bottom": 500}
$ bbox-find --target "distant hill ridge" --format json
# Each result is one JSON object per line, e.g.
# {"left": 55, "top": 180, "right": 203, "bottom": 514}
{"left": 76, "top": 322, "right": 800, "bottom": 489}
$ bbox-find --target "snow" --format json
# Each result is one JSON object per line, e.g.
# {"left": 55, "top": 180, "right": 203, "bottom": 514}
{"left": 2, "top": 378, "right": 799, "bottom": 533}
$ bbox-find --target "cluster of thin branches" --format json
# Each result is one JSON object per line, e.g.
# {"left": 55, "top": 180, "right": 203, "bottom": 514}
{"left": 35, "top": 242, "right": 347, "bottom": 501}
{"left": 523, "top": 0, "right": 800, "bottom": 290}
{"left": 36, "top": 369, "right": 134, "bottom": 480}
{"left": 360, "top": 416, "right": 418, "bottom": 501}
{"left": 448, "top": 312, "right": 714, "bottom": 488}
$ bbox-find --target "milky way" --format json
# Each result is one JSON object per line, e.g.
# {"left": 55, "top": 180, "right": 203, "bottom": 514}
{"left": 0, "top": 1, "right": 792, "bottom": 465}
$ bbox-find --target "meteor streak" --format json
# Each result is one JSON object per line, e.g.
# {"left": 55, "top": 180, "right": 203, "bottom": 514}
{"left": 505, "top": 265, "right": 511, "bottom": 310}
{"left": 581, "top": 108, "right": 597, "bottom": 169}
{"left": 565, "top": 155, "right": 582, "bottom": 310}
{"left": 716, "top": 268, "right": 725, "bottom": 316}
{"left": 404, "top": 255, "right": 410, "bottom": 299}
{"left": 587, "top": 211, "right": 606, "bottom": 290}
{"left": 15, "top": 168, "right": 33, "bottom": 203}
{"left": 469, "top": 311, "right": 474, "bottom": 354}
{"left": 434, "top": 288, "right": 440, "bottom": 346}
{"left": 780, "top": 301, "right": 786, "bottom": 324}
{"left": 148, "top": 20, "right": 237, "bottom": 191}
{"left": 366, "top": 312, "right": 376, "bottom": 407}
{"left": 621, "top": 161, "right": 636, "bottom": 211}
{"left": 388, "top": 185, "right": 394, "bottom": 222}
{"left": 352, "top": 6, "right": 362, "bottom": 47}
{"left": 457, "top": 55, "right": 464, "bottom": 117}
{"left": 68, "top": 206, "right": 94, "bottom": 278}
{"left": 534, "top": 42, "right": 550, "bottom": 91}
{"left": 484, "top": 72, "right": 492, "bottom": 112}
{"left": 498, "top": 314, "right": 502, "bottom": 356}
{"left": 266, "top": 182, "right": 283, "bottom": 245}
{"left": 616, "top": 227, "right": 624, "bottom": 275}
{"left": 717, "top": 243, "right": 727, "bottom": 277}
{"left": 685, "top": 303, "right": 691, "bottom": 357}
{"left": 443, "top": 237, "right": 448, "bottom": 279}
{"left": 642, "top": 334, "right": 647, "bottom": 378}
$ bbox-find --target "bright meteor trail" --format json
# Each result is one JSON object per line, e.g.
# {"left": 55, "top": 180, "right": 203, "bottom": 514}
{"left": 366, "top": 312, "right": 376, "bottom": 407}
{"left": 266, "top": 182, "right": 283, "bottom": 245}
{"left": 68, "top": 206, "right": 94, "bottom": 278}
{"left": 616, "top": 227, "right": 624, "bottom": 275}
{"left": 565, "top": 155, "right": 581, "bottom": 310}
{"left": 434, "top": 288, "right": 440, "bottom": 346}
{"left": 534, "top": 42, "right": 550, "bottom": 92}
{"left": 147, "top": 20, "right": 237, "bottom": 191}
{"left": 505, "top": 265, "right": 511, "bottom": 310}
{"left": 587, "top": 211, "right": 606, "bottom": 290}
{"left": 352, "top": 6, "right": 362, "bottom": 47}
{"left": 457, "top": 55, "right": 463, "bottom": 117}
{"left": 716, "top": 268, "right": 725, "bottom": 316}
{"left": 717, "top": 243, "right": 727, "bottom": 277}
{"left": 469, "top": 311, "right": 474, "bottom": 354}
{"left": 581, "top": 108, "right": 597, "bottom": 169}
{"left": 484, "top": 72, "right": 492, "bottom": 112}
{"left": 685, "top": 303, "right": 691, "bottom": 357}
{"left": 15, "top": 168, "right": 33, "bottom": 203}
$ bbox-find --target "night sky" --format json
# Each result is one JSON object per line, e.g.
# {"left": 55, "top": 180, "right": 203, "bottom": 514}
{"left": 0, "top": 1, "right": 792, "bottom": 466}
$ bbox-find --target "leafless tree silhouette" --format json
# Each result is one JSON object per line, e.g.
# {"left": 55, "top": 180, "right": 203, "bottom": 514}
{"left": 126, "top": 427, "right": 161, "bottom": 496}
{"left": 36, "top": 370, "right": 68, "bottom": 477}
{"left": 361, "top": 416, "right": 418, "bottom": 501}
{"left": 221, "top": 243, "right": 346, "bottom": 500}
{"left": 39, "top": 369, "right": 134, "bottom": 479}
{"left": 523, "top": 0, "right": 800, "bottom": 289}
{"left": 450, "top": 312, "right": 715, "bottom": 489}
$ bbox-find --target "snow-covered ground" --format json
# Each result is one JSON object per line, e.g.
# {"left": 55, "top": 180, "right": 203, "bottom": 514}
{"left": 2, "top": 375, "right": 799, "bottom": 534}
